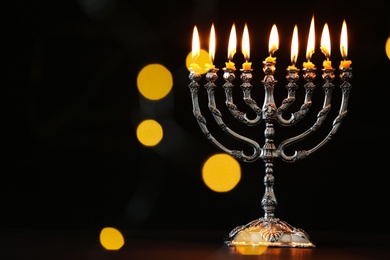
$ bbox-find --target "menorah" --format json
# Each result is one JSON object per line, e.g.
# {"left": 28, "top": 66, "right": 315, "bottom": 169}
{"left": 187, "top": 19, "right": 352, "bottom": 247}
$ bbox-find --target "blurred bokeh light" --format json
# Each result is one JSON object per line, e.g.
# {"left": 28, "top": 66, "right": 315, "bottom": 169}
{"left": 99, "top": 227, "right": 125, "bottom": 250}
{"left": 186, "top": 49, "right": 211, "bottom": 74}
{"left": 137, "top": 64, "right": 173, "bottom": 100}
{"left": 202, "top": 153, "right": 241, "bottom": 192}
{"left": 136, "top": 119, "right": 163, "bottom": 147}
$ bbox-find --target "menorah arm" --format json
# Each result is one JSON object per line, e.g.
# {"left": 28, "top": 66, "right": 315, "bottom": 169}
{"left": 276, "top": 72, "right": 316, "bottom": 126}
{"left": 224, "top": 83, "right": 262, "bottom": 126}
{"left": 222, "top": 69, "right": 262, "bottom": 126}
{"left": 206, "top": 82, "right": 262, "bottom": 162}
{"left": 188, "top": 72, "right": 261, "bottom": 163}
{"left": 276, "top": 100, "right": 313, "bottom": 126}
{"left": 278, "top": 69, "right": 352, "bottom": 162}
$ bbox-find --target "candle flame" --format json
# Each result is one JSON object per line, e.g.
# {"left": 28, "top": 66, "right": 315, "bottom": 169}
{"left": 242, "top": 23, "right": 250, "bottom": 61}
{"left": 192, "top": 26, "right": 200, "bottom": 62}
{"left": 306, "top": 15, "right": 315, "bottom": 60}
{"left": 209, "top": 23, "right": 216, "bottom": 64}
{"left": 269, "top": 24, "right": 279, "bottom": 56}
{"left": 340, "top": 20, "right": 348, "bottom": 59}
{"left": 320, "top": 23, "right": 331, "bottom": 58}
{"left": 228, "top": 23, "right": 237, "bottom": 61}
{"left": 291, "top": 25, "right": 298, "bottom": 65}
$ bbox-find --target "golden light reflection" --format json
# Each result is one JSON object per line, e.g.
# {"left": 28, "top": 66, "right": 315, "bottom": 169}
{"left": 100, "top": 227, "right": 125, "bottom": 250}
{"left": 386, "top": 37, "right": 390, "bottom": 60}
{"left": 231, "top": 247, "right": 313, "bottom": 257}
{"left": 136, "top": 119, "right": 163, "bottom": 147}
{"left": 233, "top": 245, "right": 268, "bottom": 255}
{"left": 202, "top": 153, "right": 241, "bottom": 192}
{"left": 137, "top": 64, "right": 172, "bottom": 100}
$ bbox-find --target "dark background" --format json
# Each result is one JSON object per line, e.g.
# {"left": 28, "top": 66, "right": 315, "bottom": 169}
{"left": 2, "top": 0, "right": 390, "bottom": 242}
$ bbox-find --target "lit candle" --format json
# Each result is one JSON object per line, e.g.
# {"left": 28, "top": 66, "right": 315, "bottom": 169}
{"left": 303, "top": 15, "right": 316, "bottom": 69}
{"left": 190, "top": 25, "right": 200, "bottom": 70}
{"left": 241, "top": 23, "right": 252, "bottom": 70}
{"left": 288, "top": 25, "right": 299, "bottom": 70}
{"left": 265, "top": 24, "right": 278, "bottom": 62}
{"left": 205, "top": 23, "right": 216, "bottom": 70}
{"left": 225, "top": 23, "right": 236, "bottom": 69}
{"left": 339, "top": 20, "right": 352, "bottom": 69}
{"left": 320, "top": 23, "right": 333, "bottom": 69}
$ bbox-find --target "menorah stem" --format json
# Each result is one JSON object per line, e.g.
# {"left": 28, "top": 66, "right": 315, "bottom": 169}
{"left": 261, "top": 122, "right": 277, "bottom": 218}
{"left": 260, "top": 60, "right": 278, "bottom": 218}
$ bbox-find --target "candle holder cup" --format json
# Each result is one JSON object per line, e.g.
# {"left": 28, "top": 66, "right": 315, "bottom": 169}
{"left": 188, "top": 61, "right": 352, "bottom": 248}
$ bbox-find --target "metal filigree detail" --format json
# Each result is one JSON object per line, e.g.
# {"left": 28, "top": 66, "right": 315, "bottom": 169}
{"left": 194, "top": 112, "right": 206, "bottom": 125}
{"left": 277, "top": 97, "right": 295, "bottom": 113}
{"left": 230, "top": 150, "right": 243, "bottom": 160}
{"left": 260, "top": 229, "right": 284, "bottom": 242}
{"left": 225, "top": 102, "right": 246, "bottom": 122}
{"left": 291, "top": 101, "right": 312, "bottom": 123}
{"left": 295, "top": 150, "right": 308, "bottom": 161}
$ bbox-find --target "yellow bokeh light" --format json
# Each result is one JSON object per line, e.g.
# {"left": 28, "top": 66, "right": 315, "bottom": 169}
{"left": 386, "top": 37, "right": 390, "bottom": 60}
{"left": 202, "top": 153, "right": 241, "bottom": 192}
{"left": 137, "top": 64, "right": 173, "bottom": 100}
{"left": 136, "top": 119, "right": 163, "bottom": 147}
{"left": 186, "top": 49, "right": 210, "bottom": 74}
{"left": 99, "top": 227, "right": 125, "bottom": 250}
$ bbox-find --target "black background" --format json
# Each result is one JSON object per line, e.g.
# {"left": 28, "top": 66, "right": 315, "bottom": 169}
{"left": 3, "top": 0, "right": 390, "bottom": 241}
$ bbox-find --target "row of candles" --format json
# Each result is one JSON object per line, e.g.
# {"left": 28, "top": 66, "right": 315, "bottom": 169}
{"left": 190, "top": 16, "right": 352, "bottom": 72}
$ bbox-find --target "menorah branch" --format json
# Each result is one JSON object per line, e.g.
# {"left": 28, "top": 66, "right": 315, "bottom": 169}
{"left": 189, "top": 69, "right": 261, "bottom": 163}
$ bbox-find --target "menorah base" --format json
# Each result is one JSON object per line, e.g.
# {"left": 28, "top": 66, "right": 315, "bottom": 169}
{"left": 224, "top": 217, "right": 315, "bottom": 248}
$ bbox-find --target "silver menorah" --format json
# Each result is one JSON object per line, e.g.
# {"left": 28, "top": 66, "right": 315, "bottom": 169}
{"left": 188, "top": 57, "right": 352, "bottom": 247}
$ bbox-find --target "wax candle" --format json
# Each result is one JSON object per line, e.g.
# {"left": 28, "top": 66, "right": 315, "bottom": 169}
{"left": 265, "top": 56, "right": 277, "bottom": 63}
{"left": 303, "top": 16, "right": 315, "bottom": 69}
{"left": 287, "top": 64, "right": 297, "bottom": 70}
{"left": 339, "top": 20, "right": 352, "bottom": 69}
{"left": 339, "top": 60, "right": 352, "bottom": 69}
{"left": 323, "top": 60, "right": 332, "bottom": 69}
{"left": 303, "top": 61, "right": 315, "bottom": 68}
{"left": 288, "top": 25, "right": 298, "bottom": 70}
{"left": 205, "top": 63, "right": 215, "bottom": 69}
{"left": 242, "top": 61, "right": 252, "bottom": 70}
{"left": 241, "top": 23, "right": 252, "bottom": 70}
{"left": 225, "top": 61, "right": 236, "bottom": 69}
{"left": 225, "top": 23, "right": 237, "bottom": 69}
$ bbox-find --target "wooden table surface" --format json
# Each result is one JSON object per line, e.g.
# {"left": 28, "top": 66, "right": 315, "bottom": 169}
{"left": 2, "top": 229, "right": 390, "bottom": 259}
